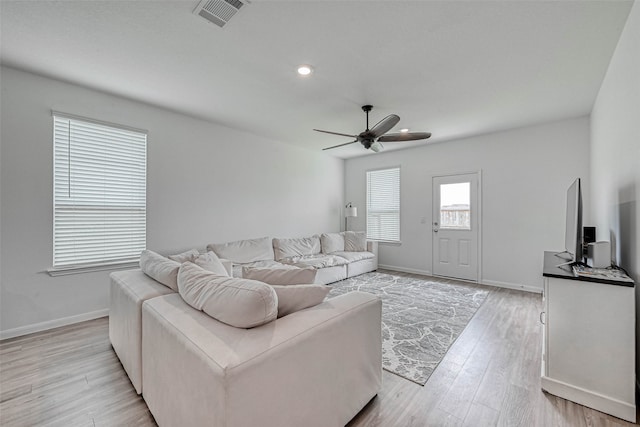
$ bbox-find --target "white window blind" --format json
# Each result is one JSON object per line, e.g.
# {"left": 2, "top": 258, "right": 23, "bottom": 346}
{"left": 366, "top": 167, "right": 400, "bottom": 242}
{"left": 52, "top": 114, "right": 147, "bottom": 270}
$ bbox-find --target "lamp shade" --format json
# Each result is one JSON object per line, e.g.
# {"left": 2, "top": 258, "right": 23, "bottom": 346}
{"left": 345, "top": 207, "right": 357, "bottom": 218}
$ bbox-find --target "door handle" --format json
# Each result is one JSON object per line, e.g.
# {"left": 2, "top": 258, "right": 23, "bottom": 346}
{"left": 433, "top": 222, "right": 439, "bottom": 233}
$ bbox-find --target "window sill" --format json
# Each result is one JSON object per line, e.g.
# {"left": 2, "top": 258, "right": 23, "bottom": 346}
{"left": 47, "top": 260, "right": 139, "bottom": 277}
{"left": 368, "top": 239, "right": 402, "bottom": 246}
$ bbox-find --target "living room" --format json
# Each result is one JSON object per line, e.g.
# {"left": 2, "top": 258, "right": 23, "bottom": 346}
{"left": 1, "top": 1, "right": 638, "bottom": 426}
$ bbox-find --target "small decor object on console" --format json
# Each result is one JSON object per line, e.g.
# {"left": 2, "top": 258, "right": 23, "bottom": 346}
{"left": 587, "top": 241, "right": 611, "bottom": 268}
{"left": 572, "top": 265, "right": 633, "bottom": 283}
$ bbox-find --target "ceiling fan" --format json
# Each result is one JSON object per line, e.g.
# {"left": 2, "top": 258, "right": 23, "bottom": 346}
{"left": 314, "top": 105, "right": 431, "bottom": 152}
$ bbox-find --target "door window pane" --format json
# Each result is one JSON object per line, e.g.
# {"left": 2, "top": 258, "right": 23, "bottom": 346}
{"left": 440, "top": 182, "right": 470, "bottom": 230}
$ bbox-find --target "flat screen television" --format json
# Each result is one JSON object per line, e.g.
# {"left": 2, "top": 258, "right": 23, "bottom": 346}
{"left": 559, "top": 177, "right": 583, "bottom": 266}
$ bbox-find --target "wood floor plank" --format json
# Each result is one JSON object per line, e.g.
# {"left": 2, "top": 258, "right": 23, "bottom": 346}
{"left": 463, "top": 402, "right": 500, "bottom": 426}
{"left": 496, "top": 383, "right": 538, "bottom": 427}
{"left": 1, "top": 272, "right": 637, "bottom": 427}
{"left": 346, "top": 372, "right": 420, "bottom": 427}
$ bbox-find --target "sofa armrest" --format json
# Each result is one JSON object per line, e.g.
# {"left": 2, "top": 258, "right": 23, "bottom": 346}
{"left": 366, "top": 240, "right": 379, "bottom": 271}
{"left": 109, "top": 269, "right": 174, "bottom": 394}
{"left": 367, "top": 240, "right": 378, "bottom": 255}
{"left": 219, "top": 258, "right": 234, "bottom": 277}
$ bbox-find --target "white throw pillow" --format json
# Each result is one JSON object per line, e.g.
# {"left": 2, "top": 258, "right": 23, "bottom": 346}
{"left": 242, "top": 267, "right": 317, "bottom": 285}
{"left": 193, "top": 251, "right": 229, "bottom": 277}
{"left": 207, "top": 236, "right": 274, "bottom": 264}
{"left": 271, "top": 285, "right": 331, "bottom": 318}
{"left": 139, "top": 250, "right": 181, "bottom": 292}
{"left": 321, "top": 232, "right": 345, "bottom": 254}
{"left": 168, "top": 248, "right": 200, "bottom": 263}
{"left": 344, "top": 231, "right": 367, "bottom": 252}
{"left": 272, "top": 235, "right": 321, "bottom": 261}
{"left": 178, "top": 262, "right": 277, "bottom": 328}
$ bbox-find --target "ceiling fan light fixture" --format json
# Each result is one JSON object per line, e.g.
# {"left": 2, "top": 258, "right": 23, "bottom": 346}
{"left": 370, "top": 141, "right": 383, "bottom": 153}
{"left": 400, "top": 128, "right": 409, "bottom": 133}
{"left": 297, "top": 64, "right": 314, "bottom": 76}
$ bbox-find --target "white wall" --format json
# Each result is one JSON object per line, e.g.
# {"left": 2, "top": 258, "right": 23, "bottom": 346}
{"left": 0, "top": 66, "right": 344, "bottom": 337}
{"left": 590, "top": 2, "right": 639, "bottom": 281}
{"left": 345, "top": 117, "right": 590, "bottom": 292}
{"left": 589, "top": 1, "right": 640, "bottom": 386}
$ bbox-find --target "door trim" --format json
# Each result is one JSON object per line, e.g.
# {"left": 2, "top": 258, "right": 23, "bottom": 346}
{"left": 431, "top": 170, "right": 482, "bottom": 283}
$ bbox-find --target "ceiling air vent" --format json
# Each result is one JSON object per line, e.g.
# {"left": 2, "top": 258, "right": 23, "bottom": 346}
{"left": 193, "top": 0, "right": 246, "bottom": 28}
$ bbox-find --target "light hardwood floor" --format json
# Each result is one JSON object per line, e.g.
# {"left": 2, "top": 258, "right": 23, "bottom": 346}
{"left": 1, "top": 272, "right": 637, "bottom": 426}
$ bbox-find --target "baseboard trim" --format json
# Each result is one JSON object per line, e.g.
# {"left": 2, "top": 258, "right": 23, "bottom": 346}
{"left": 379, "top": 265, "right": 542, "bottom": 294}
{"left": 378, "top": 264, "right": 432, "bottom": 277}
{"left": 0, "top": 308, "right": 109, "bottom": 341}
{"left": 481, "top": 279, "right": 542, "bottom": 294}
{"left": 542, "top": 375, "right": 636, "bottom": 423}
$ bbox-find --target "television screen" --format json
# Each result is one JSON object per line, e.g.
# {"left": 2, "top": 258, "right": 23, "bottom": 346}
{"left": 564, "top": 178, "right": 583, "bottom": 263}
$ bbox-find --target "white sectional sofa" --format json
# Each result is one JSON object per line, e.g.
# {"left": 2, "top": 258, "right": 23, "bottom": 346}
{"left": 207, "top": 232, "right": 378, "bottom": 284}
{"left": 142, "top": 291, "right": 381, "bottom": 427}
{"left": 109, "top": 231, "right": 382, "bottom": 427}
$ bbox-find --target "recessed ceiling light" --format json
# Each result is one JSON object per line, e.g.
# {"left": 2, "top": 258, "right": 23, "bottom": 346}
{"left": 297, "top": 65, "right": 314, "bottom": 76}
{"left": 400, "top": 128, "right": 409, "bottom": 133}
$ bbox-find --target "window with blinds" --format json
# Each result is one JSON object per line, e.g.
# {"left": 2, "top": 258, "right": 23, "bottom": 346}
{"left": 366, "top": 167, "right": 400, "bottom": 242}
{"left": 52, "top": 114, "right": 147, "bottom": 271}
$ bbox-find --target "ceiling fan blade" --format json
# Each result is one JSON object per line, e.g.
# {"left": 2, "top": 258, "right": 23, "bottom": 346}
{"left": 313, "top": 129, "right": 358, "bottom": 138}
{"left": 378, "top": 132, "right": 432, "bottom": 142}
{"left": 369, "top": 114, "right": 400, "bottom": 138}
{"left": 322, "top": 140, "right": 358, "bottom": 151}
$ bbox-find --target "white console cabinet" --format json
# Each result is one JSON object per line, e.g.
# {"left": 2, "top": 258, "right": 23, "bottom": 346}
{"left": 541, "top": 252, "right": 636, "bottom": 422}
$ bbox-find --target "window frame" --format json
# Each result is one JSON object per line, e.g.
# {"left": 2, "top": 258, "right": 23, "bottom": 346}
{"left": 366, "top": 166, "right": 401, "bottom": 243}
{"left": 48, "top": 112, "right": 148, "bottom": 276}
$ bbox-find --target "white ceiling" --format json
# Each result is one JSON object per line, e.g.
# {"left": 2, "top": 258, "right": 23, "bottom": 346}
{"left": 0, "top": 0, "right": 633, "bottom": 158}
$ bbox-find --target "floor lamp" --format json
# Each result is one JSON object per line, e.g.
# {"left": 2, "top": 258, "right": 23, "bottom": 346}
{"left": 345, "top": 202, "right": 357, "bottom": 231}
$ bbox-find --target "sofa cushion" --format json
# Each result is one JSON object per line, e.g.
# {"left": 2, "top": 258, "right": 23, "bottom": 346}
{"left": 271, "top": 285, "right": 331, "bottom": 317}
{"left": 139, "top": 250, "right": 181, "bottom": 292}
{"left": 178, "top": 262, "right": 277, "bottom": 328}
{"left": 344, "top": 231, "right": 367, "bottom": 252}
{"left": 321, "top": 232, "right": 345, "bottom": 254}
{"left": 281, "top": 254, "right": 349, "bottom": 269}
{"left": 194, "top": 251, "right": 229, "bottom": 277}
{"left": 168, "top": 248, "right": 200, "bottom": 263}
{"left": 331, "top": 251, "right": 375, "bottom": 263}
{"left": 242, "top": 266, "right": 317, "bottom": 285}
{"left": 273, "top": 235, "right": 321, "bottom": 261}
{"left": 232, "top": 260, "right": 296, "bottom": 278}
{"left": 207, "top": 237, "right": 274, "bottom": 264}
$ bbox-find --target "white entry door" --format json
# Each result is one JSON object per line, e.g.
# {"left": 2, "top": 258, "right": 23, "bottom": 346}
{"left": 432, "top": 173, "right": 480, "bottom": 281}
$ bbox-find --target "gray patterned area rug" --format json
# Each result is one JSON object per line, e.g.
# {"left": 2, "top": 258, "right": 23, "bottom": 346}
{"left": 329, "top": 272, "right": 489, "bottom": 385}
